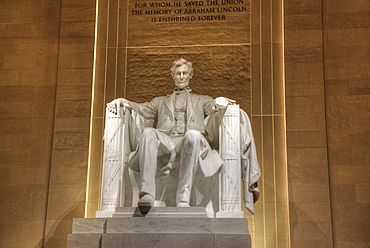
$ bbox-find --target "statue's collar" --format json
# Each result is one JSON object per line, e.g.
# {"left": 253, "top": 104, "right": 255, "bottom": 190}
{"left": 174, "top": 87, "right": 192, "bottom": 94}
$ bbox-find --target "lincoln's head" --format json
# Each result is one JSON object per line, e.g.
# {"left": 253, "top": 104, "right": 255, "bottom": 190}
{"left": 170, "top": 58, "right": 193, "bottom": 90}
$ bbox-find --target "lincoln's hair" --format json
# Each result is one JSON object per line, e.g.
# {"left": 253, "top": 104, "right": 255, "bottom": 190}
{"left": 170, "top": 58, "right": 193, "bottom": 77}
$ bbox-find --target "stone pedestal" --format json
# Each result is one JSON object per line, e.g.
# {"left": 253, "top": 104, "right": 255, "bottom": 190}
{"left": 68, "top": 208, "right": 251, "bottom": 248}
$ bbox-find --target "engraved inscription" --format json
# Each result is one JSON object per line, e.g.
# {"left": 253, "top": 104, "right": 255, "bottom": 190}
{"left": 130, "top": 0, "right": 247, "bottom": 23}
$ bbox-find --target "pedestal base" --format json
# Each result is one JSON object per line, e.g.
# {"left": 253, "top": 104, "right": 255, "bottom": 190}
{"left": 113, "top": 207, "right": 209, "bottom": 218}
{"left": 216, "top": 210, "right": 244, "bottom": 218}
{"left": 69, "top": 208, "right": 251, "bottom": 248}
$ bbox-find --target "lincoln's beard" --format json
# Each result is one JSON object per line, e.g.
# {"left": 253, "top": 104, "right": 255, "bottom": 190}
{"left": 175, "top": 81, "right": 189, "bottom": 89}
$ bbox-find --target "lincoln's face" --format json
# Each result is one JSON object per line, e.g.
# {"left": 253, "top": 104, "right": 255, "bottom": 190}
{"left": 173, "top": 64, "right": 192, "bottom": 90}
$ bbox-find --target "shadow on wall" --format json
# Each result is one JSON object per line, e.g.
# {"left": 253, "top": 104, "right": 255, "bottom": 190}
{"left": 35, "top": 192, "right": 85, "bottom": 248}
{"left": 289, "top": 202, "right": 333, "bottom": 246}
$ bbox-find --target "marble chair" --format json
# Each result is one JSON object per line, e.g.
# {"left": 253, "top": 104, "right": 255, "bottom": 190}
{"left": 98, "top": 104, "right": 259, "bottom": 218}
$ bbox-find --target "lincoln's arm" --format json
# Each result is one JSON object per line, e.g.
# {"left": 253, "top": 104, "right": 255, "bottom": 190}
{"left": 203, "top": 95, "right": 216, "bottom": 116}
{"left": 129, "top": 99, "right": 158, "bottom": 119}
{"left": 106, "top": 97, "right": 158, "bottom": 119}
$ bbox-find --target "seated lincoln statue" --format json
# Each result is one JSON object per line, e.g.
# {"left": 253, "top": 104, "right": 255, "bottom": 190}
{"left": 103, "top": 58, "right": 260, "bottom": 216}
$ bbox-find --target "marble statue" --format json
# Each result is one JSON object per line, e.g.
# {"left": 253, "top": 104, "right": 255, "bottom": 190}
{"left": 99, "top": 58, "right": 261, "bottom": 217}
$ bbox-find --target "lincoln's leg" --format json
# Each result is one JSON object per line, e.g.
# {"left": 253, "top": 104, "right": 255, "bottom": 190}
{"left": 138, "top": 128, "right": 160, "bottom": 205}
{"left": 176, "top": 130, "right": 204, "bottom": 206}
{"left": 137, "top": 128, "right": 174, "bottom": 207}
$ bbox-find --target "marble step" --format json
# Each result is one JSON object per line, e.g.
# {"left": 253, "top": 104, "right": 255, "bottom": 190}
{"left": 72, "top": 217, "right": 249, "bottom": 234}
{"left": 68, "top": 211, "right": 251, "bottom": 248}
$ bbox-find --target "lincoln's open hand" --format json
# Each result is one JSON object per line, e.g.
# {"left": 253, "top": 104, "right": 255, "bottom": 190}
{"left": 106, "top": 98, "right": 129, "bottom": 115}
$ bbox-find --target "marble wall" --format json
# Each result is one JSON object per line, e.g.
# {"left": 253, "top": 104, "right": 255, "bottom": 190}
{"left": 284, "top": 0, "right": 333, "bottom": 246}
{"left": 323, "top": 0, "right": 369, "bottom": 247}
{"left": 0, "top": 1, "right": 61, "bottom": 247}
{"left": 0, "top": 0, "right": 96, "bottom": 247}
{"left": 0, "top": 0, "right": 368, "bottom": 247}
{"left": 44, "top": 1, "right": 96, "bottom": 247}
{"left": 285, "top": 0, "right": 369, "bottom": 247}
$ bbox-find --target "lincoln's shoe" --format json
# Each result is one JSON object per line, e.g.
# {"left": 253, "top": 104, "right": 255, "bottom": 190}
{"left": 138, "top": 194, "right": 155, "bottom": 207}
{"left": 177, "top": 202, "right": 190, "bottom": 207}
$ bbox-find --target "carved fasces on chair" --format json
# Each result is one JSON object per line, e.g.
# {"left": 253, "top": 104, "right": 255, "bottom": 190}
{"left": 100, "top": 108, "right": 125, "bottom": 212}
{"left": 99, "top": 107, "right": 152, "bottom": 215}
{"left": 217, "top": 104, "right": 244, "bottom": 218}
